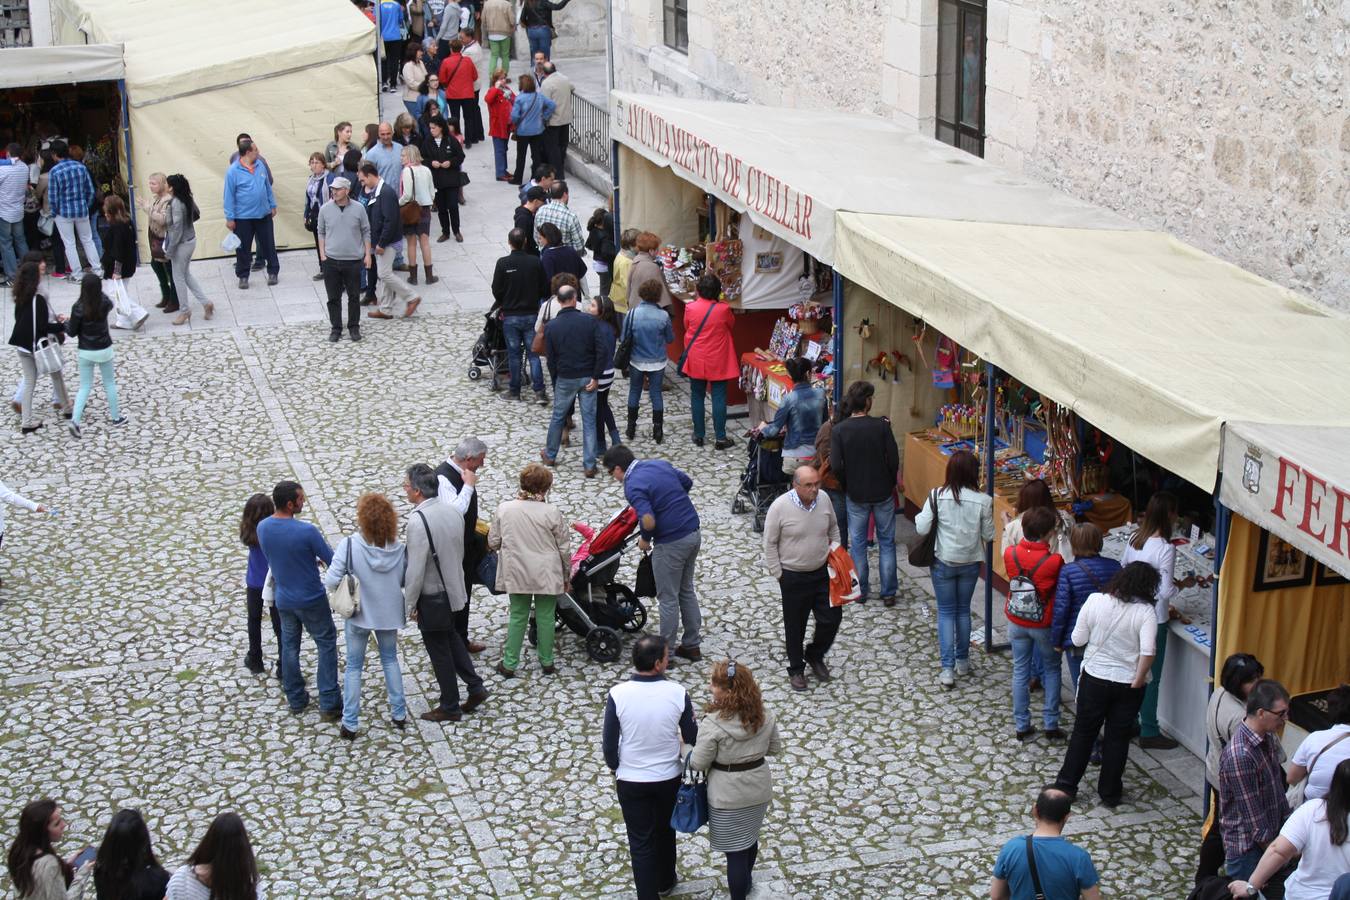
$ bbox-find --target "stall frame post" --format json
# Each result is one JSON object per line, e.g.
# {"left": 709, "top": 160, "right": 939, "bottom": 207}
{"left": 1200, "top": 493, "right": 1233, "bottom": 814}
{"left": 611, "top": 142, "right": 621, "bottom": 238}
{"left": 984, "top": 360, "right": 1009, "bottom": 654}
{"left": 831, "top": 272, "right": 843, "bottom": 407}
{"left": 707, "top": 194, "right": 716, "bottom": 240}
{"left": 119, "top": 80, "right": 136, "bottom": 233}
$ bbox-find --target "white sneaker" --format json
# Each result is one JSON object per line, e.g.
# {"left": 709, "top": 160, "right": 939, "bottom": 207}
{"left": 955, "top": 659, "right": 971, "bottom": 677}
{"left": 939, "top": 668, "right": 955, "bottom": 688}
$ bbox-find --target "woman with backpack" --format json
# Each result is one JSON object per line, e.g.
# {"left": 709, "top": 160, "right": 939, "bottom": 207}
{"left": 913, "top": 449, "right": 994, "bottom": 690}
{"left": 65, "top": 273, "right": 125, "bottom": 438}
{"left": 1053, "top": 561, "right": 1160, "bottom": 808}
{"left": 1002, "top": 506, "right": 1065, "bottom": 742}
{"left": 163, "top": 174, "right": 213, "bottom": 325}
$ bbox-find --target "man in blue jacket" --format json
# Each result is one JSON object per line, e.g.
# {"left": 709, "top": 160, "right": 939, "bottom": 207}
{"left": 223, "top": 139, "right": 278, "bottom": 289}
{"left": 542, "top": 285, "right": 605, "bottom": 475}
{"left": 603, "top": 445, "right": 703, "bottom": 663}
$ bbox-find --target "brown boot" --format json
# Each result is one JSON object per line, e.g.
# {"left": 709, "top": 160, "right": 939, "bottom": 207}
{"left": 407, "top": 267, "right": 418, "bottom": 285}
{"left": 424, "top": 264, "right": 438, "bottom": 284}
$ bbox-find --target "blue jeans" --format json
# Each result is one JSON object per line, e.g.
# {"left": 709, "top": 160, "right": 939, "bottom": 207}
{"left": 1009, "top": 622, "right": 1061, "bottom": 730}
{"left": 89, "top": 213, "right": 103, "bottom": 256}
{"left": 931, "top": 559, "right": 979, "bottom": 669}
{"left": 627, "top": 367, "right": 664, "bottom": 411}
{"left": 343, "top": 622, "right": 406, "bottom": 731}
{"left": 493, "top": 136, "right": 510, "bottom": 178}
{"left": 503, "top": 314, "right": 544, "bottom": 394}
{"left": 1066, "top": 650, "right": 1083, "bottom": 691}
{"left": 546, "top": 376, "right": 598, "bottom": 470}
{"left": 688, "top": 377, "right": 729, "bottom": 440}
{"left": 1225, "top": 845, "right": 1265, "bottom": 883}
{"left": 846, "top": 497, "right": 897, "bottom": 598}
{"left": 72, "top": 349, "right": 120, "bottom": 425}
{"left": 0, "top": 217, "right": 27, "bottom": 278}
{"left": 278, "top": 600, "right": 340, "bottom": 713}
{"left": 1330, "top": 872, "right": 1350, "bottom": 900}
{"left": 526, "top": 25, "right": 552, "bottom": 58}
{"left": 829, "top": 488, "right": 849, "bottom": 550}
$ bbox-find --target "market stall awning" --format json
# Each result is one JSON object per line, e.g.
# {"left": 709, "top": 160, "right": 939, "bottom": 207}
{"left": 0, "top": 44, "right": 124, "bottom": 89}
{"left": 1219, "top": 421, "right": 1350, "bottom": 579}
{"left": 833, "top": 213, "right": 1350, "bottom": 492}
{"left": 610, "top": 90, "right": 1133, "bottom": 265}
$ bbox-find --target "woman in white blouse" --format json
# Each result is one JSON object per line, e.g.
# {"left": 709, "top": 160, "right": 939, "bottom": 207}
{"left": 1121, "top": 491, "right": 1196, "bottom": 750}
{"left": 1053, "top": 561, "right": 1159, "bottom": 808}
{"left": 164, "top": 813, "right": 262, "bottom": 900}
{"left": 398, "top": 144, "right": 437, "bottom": 286}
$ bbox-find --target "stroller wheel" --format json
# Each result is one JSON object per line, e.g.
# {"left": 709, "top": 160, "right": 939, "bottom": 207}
{"left": 585, "top": 626, "right": 622, "bottom": 663}
{"left": 731, "top": 495, "right": 747, "bottom": 514}
{"left": 608, "top": 584, "right": 647, "bottom": 633}
{"left": 467, "top": 366, "right": 482, "bottom": 381}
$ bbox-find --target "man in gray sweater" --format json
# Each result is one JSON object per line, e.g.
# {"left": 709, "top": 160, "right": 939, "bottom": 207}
{"left": 763, "top": 465, "right": 841, "bottom": 691}
{"left": 317, "top": 176, "right": 371, "bottom": 343}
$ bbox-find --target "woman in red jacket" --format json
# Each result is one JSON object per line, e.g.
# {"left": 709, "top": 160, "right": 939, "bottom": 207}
{"left": 484, "top": 69, "right": 516, "bottom": 181}
{"left": 682, "top": 272, "right": 739, "bottom": 449}
{"left": 437, "top": 39, "right": 479, "bottom": 145}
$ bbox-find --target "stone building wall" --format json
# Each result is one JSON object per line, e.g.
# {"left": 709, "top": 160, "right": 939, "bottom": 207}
{"left": 612, "top": 0, "right": 1350, "bottom": 312}
{"left": 553, "top": 0, "right": 609, "bottom": 56}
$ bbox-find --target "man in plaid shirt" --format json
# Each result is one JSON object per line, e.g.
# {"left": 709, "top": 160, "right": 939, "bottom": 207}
{"left": 533, "top": 181, "right": 584, "bottom": 253}
{"left": 1219, "top": 678, "right": 1292, "bottom": 891}
{"left": 47, "top": 141, "right": 101, "bottom": 281}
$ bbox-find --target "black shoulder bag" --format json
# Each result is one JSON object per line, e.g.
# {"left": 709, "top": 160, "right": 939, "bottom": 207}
{"left": 1025, "top": 835, "right": 1047, "bottom": 900}
{"left": 415, "top": 511, "right": 457, "bottom": 631}
{"left": 676, "top": 302, "right": 716, "bottom": 377}
{"left": 613, "top": 308, "right": 634, "bottom": 376}
{"left": 907, "top": 489, "right": 940, "bottom": 568}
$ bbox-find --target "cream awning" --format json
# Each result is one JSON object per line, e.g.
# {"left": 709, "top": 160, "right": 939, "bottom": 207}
{"left": 0, "top": 44, "right": 124, "bottom": 89}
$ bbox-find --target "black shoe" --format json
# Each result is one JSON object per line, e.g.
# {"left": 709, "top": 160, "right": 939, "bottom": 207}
{"left": 1099, "top": 794, "right": 1123, "bottom": 809}
{"left": 1044, "top": 728, "right": 1068, "bottom": 741}
{"left": 461, "top": 690, "right": 490, "bottom": 714}
{"left": 319, "top": 708, "right": 342, "bottom": 723}
{"left": 1139, "top": 734, "right": 1180, "bottom": 751}
{"left": 789, "top": 673, "right": 808, "bottom": 691}
{"left": 714, "top": 437, "right": 736, "bottom": 450}
{"left": 652, "top": 409, "right": 664, "bottom": 444}
{"left": 339, "top": 725, "right": 357, "bottom": 740}
{"left": 251, "top": 259, "right": 265, "bottom": 271}
{"left": 349, "top": 327, "right": 362, "bottom": 342}
{"left": 238, "top": 278, "right": 249, "bottom": 289}
{"left": 243, "top": 654, "right": 265, "bottom": 674}
{"left": 392, "top": 718, "right": 406, "bottom": 730}
{"left": 328, "top": 328, "right": 341, "bottom": 343}
{"left": 808, "top": 658, "right": 832, "bottom": 681}
{"left": 1016, "top": 728, "right": 1037, "bottom": 742}
{"left": 266, "top": 273, "right": 278, "bottom": 286}
{"left": 692, "top": 435, "right": 705, "bottom": 447}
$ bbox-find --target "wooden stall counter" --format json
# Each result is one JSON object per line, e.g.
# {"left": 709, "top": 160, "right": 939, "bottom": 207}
{"left": 741, "top": 353, "right": 794, "bottom": 424}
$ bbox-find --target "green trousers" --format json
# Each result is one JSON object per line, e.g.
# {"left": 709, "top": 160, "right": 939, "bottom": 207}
{"left": 1138, "top": 622, "right": 1169, "bottom": 736}
{"left": 488, "top": 39, "right": 511, "bottom": 80}
{"left": 503, "top": 593, "right": 556, "bottom": 670}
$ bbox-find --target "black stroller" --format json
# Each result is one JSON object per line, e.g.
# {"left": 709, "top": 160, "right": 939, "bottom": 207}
{"left": 467, "top": 308, "right": 508, "bottom": 390}
{"left": 731, "top": 432, "right": 791, "bottom": 532}
{"left": 529, "top": 506, "right": 647, "bottom": 663}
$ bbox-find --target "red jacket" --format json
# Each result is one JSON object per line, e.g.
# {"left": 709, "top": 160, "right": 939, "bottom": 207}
{"left": 485, "top": 85, "right": 516, "bottom": 139}
{"left": 680, "top": 297, "right": 739, "bottom": 381}
{"left": 438, "top": 53, "right": 478, "bottom": 100}
{"left": 1003, "top": 539, "right": 1063, "bottom": 628}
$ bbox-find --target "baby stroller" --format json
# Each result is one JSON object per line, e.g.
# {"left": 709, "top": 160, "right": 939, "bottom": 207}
{"left": 529, "top": 506, "right": 647, "bottom": 663}
{"left": 467, "top": 308, "right": 509, "bottom": 391}
{"left": 731, "top": 432, "right": 791, "bottom": 532}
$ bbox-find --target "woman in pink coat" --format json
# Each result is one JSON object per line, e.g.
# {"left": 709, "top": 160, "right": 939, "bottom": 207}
{"left": 682, "top": 272, "right": 739, "bottom": 449}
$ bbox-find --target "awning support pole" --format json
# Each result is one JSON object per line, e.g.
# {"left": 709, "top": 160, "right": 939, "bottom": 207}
{"left": 984, "top": 360, "right": 1008, "bottom": 653}
{"left": 1202, "top": 494, "right": 1233, "bottom": 812}
{"left": 611, "top": 142, "right": 621, "bottom": 238}
{"left": 832, "top": 272, "right": 844, "bottom": 407}
{"left": 119, "top": 80, "right": 136, "bottom": 234}
{"left": 707, "top": 194, "right": 716, "bottom": 240}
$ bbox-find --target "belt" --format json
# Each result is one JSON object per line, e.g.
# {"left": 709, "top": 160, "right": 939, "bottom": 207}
{"left": 711, "top": 757, "right": 764, "bottom": 773}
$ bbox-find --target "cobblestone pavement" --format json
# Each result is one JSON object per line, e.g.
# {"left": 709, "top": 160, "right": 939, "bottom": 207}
{"left": 0, "top": 99, "right": 1202, "bottom": 899}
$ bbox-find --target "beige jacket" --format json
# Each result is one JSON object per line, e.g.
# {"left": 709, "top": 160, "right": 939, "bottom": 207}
{"left": 689, "top": 709, "right": 782, "bottom": 809}
{"left": 481, "top": 0, "right": 516, "bottom": 37}
{"left": 540, "top": 72, "right": 574, "bottom": 125}
{"left": 487, "top": 498, "right": 572, "bottom": 595}
{"left": 627, "top": 252, "right": 675, "bottom": 309}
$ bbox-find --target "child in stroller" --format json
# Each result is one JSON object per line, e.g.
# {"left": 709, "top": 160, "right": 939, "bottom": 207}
{"left": 732, "top": 431, "right": 792, "bottom": 532}
{"left": 529, "top": 506, "right": 648, "bottom": 662}
{"left": 467, "top": 307, "right": 509, "bottom": 390}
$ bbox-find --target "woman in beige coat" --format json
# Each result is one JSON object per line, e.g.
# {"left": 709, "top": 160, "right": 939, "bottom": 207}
{"left": 487, "top": 462, "right": 571, "bottom": 676}
{"left": 689, "top": 660, "right": 782, "bottom": 900}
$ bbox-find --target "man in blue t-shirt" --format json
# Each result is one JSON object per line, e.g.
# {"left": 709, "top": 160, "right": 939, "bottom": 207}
{"left": 991, "top": 786, "right": 1100, "bottom": 900}
{"left": 256, "top": 480, "right": 339, "bottom": 720}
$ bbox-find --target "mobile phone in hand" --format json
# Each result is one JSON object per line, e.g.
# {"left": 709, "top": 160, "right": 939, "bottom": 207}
{"left": 70, "top": 846, "right": 96, "bottom": 869}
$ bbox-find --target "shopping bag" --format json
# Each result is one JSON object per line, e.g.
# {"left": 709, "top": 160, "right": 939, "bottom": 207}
{"left": 476, "top": 551, "right": 505, "bottom": 595}
{"left": 107, "top": 281, "right": 148, "bottom": 331}
{"left": 634, "top": 552, "right": 657, "bottom": 598}
{"left": 670, "top": 752, "right": 708, "bottom": 834}
{"left": 220, "top": 231, "right": 241, "bottom": 252}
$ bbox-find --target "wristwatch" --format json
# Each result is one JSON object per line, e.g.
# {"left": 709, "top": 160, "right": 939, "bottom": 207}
{"left": 1243, "top": 883, "right": 1260, "bottom": 897}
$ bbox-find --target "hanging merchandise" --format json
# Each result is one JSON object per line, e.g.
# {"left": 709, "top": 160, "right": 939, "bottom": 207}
{"left": 706, "top": 239, "right": 743, "bottom": 302}
{"left": 932, "top": 336, "right": 958, "bottom": 389}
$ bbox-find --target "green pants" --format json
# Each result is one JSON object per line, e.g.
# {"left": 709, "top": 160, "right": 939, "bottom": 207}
{"left": 503, "top": 592, "right": 556, "bottom": 669}
{"left": 1138, "top": 622, "right": 1169, "bottom": 736}
{"left": 488, "top": 38, "right": 511, "bottom": 80}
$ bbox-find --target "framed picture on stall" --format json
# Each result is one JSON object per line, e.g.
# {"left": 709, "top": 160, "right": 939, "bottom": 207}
{"left": 1314, "top": 563, "right": 1348, "bottom": 587}
{"left": 1252, "top": 529, "right": 1312, "bottom": 592}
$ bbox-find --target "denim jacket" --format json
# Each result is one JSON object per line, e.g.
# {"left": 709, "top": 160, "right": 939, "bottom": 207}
{"left": 763, "top": 383, "right": 827, "bottom": 451}
{"left": 624, "top": 301, "right": 674, "bottom": 365}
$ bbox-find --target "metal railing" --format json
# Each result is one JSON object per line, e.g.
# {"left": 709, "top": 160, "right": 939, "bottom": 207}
{"left": 568, "top": 93, "right": 610, "bottom": 168}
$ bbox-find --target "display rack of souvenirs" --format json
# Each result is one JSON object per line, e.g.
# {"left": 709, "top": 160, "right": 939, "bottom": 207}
{"left": 787, "top": 300, "right": 830, "bottom": 335}
{"left": 659, "top": 244, "right": 707, "bottom": 296}
{"left": 706, "top": 239, "right": 743, "bottom": 301}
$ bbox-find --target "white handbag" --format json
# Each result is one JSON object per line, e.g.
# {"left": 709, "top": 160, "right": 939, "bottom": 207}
{"left": 329, "top": 538, "right": 360, "bottom": 618}
{"left": 31, "top": 298, "right": 63, "bottom": 376}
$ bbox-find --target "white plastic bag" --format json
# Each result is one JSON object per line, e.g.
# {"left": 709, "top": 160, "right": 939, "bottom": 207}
{"left": 220, "top": 231, "right": 241, "bottom": 252}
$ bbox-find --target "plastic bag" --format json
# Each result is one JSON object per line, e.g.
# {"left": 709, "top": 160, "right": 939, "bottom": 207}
{"left": 220, "top": 231, "right": 241, "bottom": 252}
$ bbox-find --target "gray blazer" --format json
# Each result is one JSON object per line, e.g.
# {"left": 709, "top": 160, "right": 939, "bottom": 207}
{"left": 163, "top": 196, "right": 196, "bottom": 255}
{"left": 403, "top": 498, "right": 467, "bottom": 617}
{"left": 541, "top": 72, "right": 574, "bottom": 126}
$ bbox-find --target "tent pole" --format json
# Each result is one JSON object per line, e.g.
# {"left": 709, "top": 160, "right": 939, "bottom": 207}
{"left": 119, "top": 80, "right": 136, "bottom": 234}
{"left": 984, "top": 360, "right": 1007, "bottom": 653}
{"left": 832, "top": 272, "right": 843, "bottom": 407}
{"left": 1202, "top": 492, "right": 1233, "bottom": 815}
{"left": 707, "top": 194, "right": 716, "bottom": 240}
{"left": 611, "top": 143, "right": 621, "bottom": 239}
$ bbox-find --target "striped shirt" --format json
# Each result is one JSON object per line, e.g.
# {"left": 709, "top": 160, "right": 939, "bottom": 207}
{"left": 46, "top": 159, "right": 95, "bottom": 218}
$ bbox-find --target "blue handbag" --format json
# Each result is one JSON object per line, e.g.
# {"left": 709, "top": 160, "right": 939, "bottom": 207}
{"left": 670, "top": 751, "right": 708, "bottom": 834}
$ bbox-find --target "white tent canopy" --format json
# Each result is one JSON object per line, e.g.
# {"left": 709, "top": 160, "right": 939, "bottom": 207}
{"left": 0, "top": 44, "right": 124, "bottom": 89}
{"left": 1220, "top": 422, "right": 1350, "bottom": 579}
{"left": 609, "top": 90, "right": 1133, "bottom": 265}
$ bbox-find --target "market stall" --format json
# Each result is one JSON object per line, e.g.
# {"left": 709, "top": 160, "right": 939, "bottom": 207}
{"left": 49, "top": 0, "right": 378, "bottom": 260}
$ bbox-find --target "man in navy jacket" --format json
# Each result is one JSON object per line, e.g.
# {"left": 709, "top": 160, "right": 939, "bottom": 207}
{"left": 541, "top": 285, "right": 605, "bottom": 475}
{"left": 358, "top": 162, "right": 421, "bottom": 321}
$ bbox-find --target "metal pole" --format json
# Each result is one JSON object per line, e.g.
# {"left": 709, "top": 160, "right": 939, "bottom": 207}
{"left": 984, "top": 360, "right": 1007, "bottom": 653}
{"left": 119, "top": 80, "right": 136, "bottom": 233}
{"left": 832, "top": 272, "right": 844, "bottom": 407}
{"left": 374, "top": 13, "right": 383, "bottom": 98}
{"left": 1202, "top": 492, "right": 1233, "bottom": 816}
